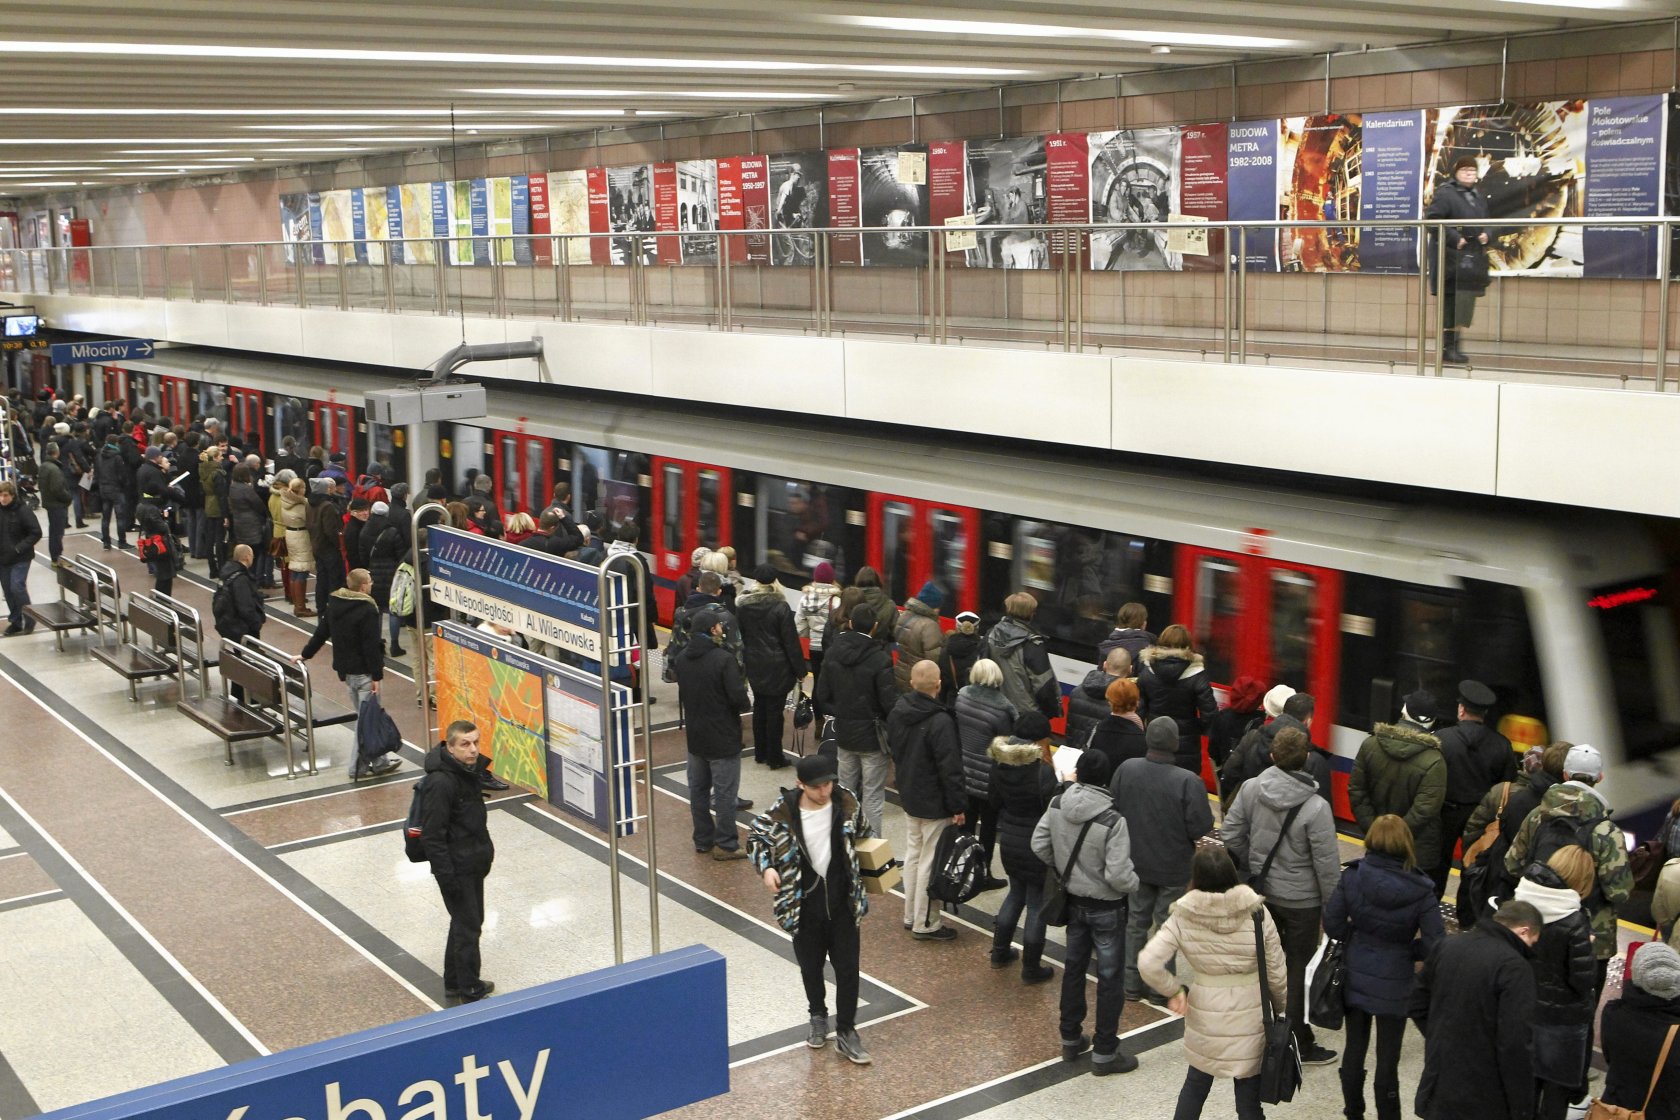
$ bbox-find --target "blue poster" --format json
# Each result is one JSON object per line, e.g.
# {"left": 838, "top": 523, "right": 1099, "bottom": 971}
{"left": 1584, "top": 94, "right": 1667, "bottom": 279}
{"left": 511, "top": 174, "right": 532, "bottom": 265}
{"left": 1360, "top": 111, "right": 1425, "bottom": 274}
{"left": 470, "top": 177, "right": 490, "bottom": 266}
{"left": 306, "top": 191, "right": 325, "bottom": 264}
{"left": 1227, "top": 120, "right": 1280, "bottom": 272}
{"left": 429, "top": 181, "right": 449, "bottom": 238}
{"left": 349, "top": 188, "right": 368, "bottom": 264}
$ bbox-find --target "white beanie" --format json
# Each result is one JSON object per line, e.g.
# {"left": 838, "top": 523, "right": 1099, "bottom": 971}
{"left": 1631, "top": 942, "right": 1680, "bottom": 1000}
{"left": 1263, "top": 684, "right": 1296, "bottom": 719}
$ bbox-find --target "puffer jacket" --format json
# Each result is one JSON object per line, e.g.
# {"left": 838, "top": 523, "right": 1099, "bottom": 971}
{"left": 1323, "top": 851, "right": 1445, "bottom": 1017}
{"left": 1348, "top": 720, "right": 1447, "bottom": 869}
{"left": 198, "top": 455, "right": 225, "bottom": 519}
{"left": 746, "top": 786, "right": 870, "bottom": 935}
{"left": 1138, "top": 885, "right": 1288, "bottom": 1078}
{"left": 418, "top": 743, "right": 494, "bottom": 881}
{"left": 892, "top": 597, "right": 947, "bottom": 692}
{"left": 1066, "top": 668, "right": 1118, "bottom": 749}
{"left": 1655, "top": 857, "right": 1680, "bottom": 949}
{"left": 1600, "top": 984, "right": 1680, "bottom": 1120}
{"left": 1513, "top": 864, "right": 1597, "bottom": 1030}
{"left": 280, "top": 488, "right": 314, "bottom": 573}
{"left": 814, "top": 627, "right": 897, "bottom": 752}
{"left": 985, "top": 615, "right": 1060, "bottom": 719}
{"left": 226, "top": 480, "right": 269, "bottom": 546}
{"left": 989, "top": 737, "right": 1057, "bottom": 886}
{"left": 1503, "top": 780, "right": 1634, "bottom": 959}
{"left": 1222, "top": 766, "right": 1342, "bottom": 908}
{"left": 795, "top": 580, "right": 839, "bottom": 651}
{"left": 0, "top": 499, "right": 42, "bottom": 566}
{"left": 1097, "top": 626, "right": 1155, "bottom": 665}
{"left": 1136, "top": 647, "right": 1218, "bottom": 772}
{"left": 1031, "top": 782, "right": 1137, "bottom": 903}
{"left": 954, "top": 683, "right": 1017, "bottom": 800}
{"left": 735, "top": 584, "right": 805, "bottom": 696}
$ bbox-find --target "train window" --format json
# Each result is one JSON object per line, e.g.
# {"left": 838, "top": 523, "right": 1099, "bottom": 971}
{"left": 1390, "top": 590, "right": 1460, "bottom": 716}
{"left": 756, "top": 476, "right": 850, "bottom": 583}
{"left": 1588, "top": 577, "right": 1680, "bottom": 762}
{"left": 451, "top": 426, "right": 486, "bottom": 496}
{"left": 273, "top": 396, "right": 311, "bottom": 457}
{"left": 498, "top": 435, "right": 523, "bottom": 516}
{"left": 880, "top": 501, "right": 913, "bottom": 603}
{"left": 524, "top": 440, "right": 545, "bottom": 513}
{"left": 659, "top": 464, "right": 682, "bottom": 553}
{"left": 697, "top": 470, "right": 723, "bottom": 549}
{"left": 573, "top": 445, "right": 645, "bottom": 534}
{"left": 1194, "top": 555, "right": 1244, "bottom": 683}
{"left": 198, "top": 384, "right": 229, "bottom": 429}
{"left": 1270, "top": 569, "right": 1318, "bottom": 690}
{"left": 369, "top": 423, "right": 404, "bottom": 485}
{"left": 1012, "top": 520, "right": 1149, "bottom": 650}
{"left": 927, "top": 509, "right": 968, "bottom": 619}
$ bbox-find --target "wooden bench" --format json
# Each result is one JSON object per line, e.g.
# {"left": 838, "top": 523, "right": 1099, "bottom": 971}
{"left": 242, "top": 636, "right": 355, "bottom": 777}
{"left": 92, "top": 594, "right": 182, "bottom": 702}
{"left": 152, "top": 591, "right": 216, "bottom": 700}
{"left": 23, "top": 561, "right": 103, "bottom": 651}
{"left": 177, "top": 641, "right": 292, "bottom": 772}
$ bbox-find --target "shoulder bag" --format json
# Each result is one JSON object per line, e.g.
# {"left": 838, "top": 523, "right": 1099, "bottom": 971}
{"left": 1040, "top": 796, "right": 1097, "bottom": 928}
{"left": 1307, "top": 935, "right": 1348, "bottom": 1031}
{"left": 1586, "top": 1023, "right": 1676, "bottom": 1120}
{"left": 1254, "top": 911, "right": 1303, "bottom": 1105}
{"left": 1249, "top": 801, "right": 1306, "bottom": 893}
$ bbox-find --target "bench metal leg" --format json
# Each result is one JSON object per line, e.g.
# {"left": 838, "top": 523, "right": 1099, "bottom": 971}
{"left": 225, "top": 739, "right": 235, "bottom": 766}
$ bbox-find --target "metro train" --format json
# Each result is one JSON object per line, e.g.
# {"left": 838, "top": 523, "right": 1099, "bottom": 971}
{"left": 19, "top": 349, "right": 1680, "bottom": 828}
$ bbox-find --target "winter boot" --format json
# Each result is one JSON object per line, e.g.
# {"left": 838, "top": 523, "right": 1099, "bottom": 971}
{"left": 1373, "top": 1077, "right": 1401, "bottom": 1120}
{"left": 1020, "top": 941, "right": 1054, "bottom": 984}
{"left": 1443, "top": 330, "right": 1468, "bottom": 365}
{"left": 292, "top": 580, "right": 316, "bottom": 618}
{"left": 1339, "top": 1066, "right": 1367, "bottom": 1120}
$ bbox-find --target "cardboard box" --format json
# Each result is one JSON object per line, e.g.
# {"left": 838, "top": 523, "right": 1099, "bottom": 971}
{"left": 854, "top": 837, "right": 894, "bottom": 871}
{"left": 861, "top": 863, "right": 902, "bottom": 895}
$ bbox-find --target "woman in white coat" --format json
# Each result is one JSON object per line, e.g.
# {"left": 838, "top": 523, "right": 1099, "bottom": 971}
{"left": 1140, "top": 845, "right": 1289, "bottom": 1120}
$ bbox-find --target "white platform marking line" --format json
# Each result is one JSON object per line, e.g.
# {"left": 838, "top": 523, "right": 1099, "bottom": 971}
{"left": 0, "top": 665, "right": 443, "bottom": 1013}
{"left": 0, "top": 888, "right": 62, "bottom": 908}
{"left": 0, "top": 783, "right": 270, "bottom": 1056}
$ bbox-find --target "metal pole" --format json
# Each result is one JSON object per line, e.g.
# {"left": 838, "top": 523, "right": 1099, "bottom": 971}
{"left": 1657, "top": 221, "right": 1672, "bottom": 391}
{"left": 559, "top": 239, "right": 573, "bottom": 321}
{"left": 1237, "top": 227, "right": 1248, "bottom": 363}
{"left": 336, "top": 250, "right": 348, "bottom": 311}
{"left": 1061, "top": 236, "right": 1072, "bottom": 352}
{"left": 597, "top": 559, "right": 626, "bottom": 963}
{"left": 222, "top": 245, "right": 233, "bottom": 303}
{"left": 716, "top": 233, "right": 727, "bottom": 331}
{"left": 1223, "top": 235, "right": 1233, "bottom": 362}
{"left": 1434, "top": 224, "right": 1448, "bottom": 376}
{"left": 1073, "top": 232, "right": 1084, "bottom": 353}
{"left": 1416, "top": 222, "right": 1428, "bottom": 376}
{"left": 190, "top": 246, "right": 201, "bottom": 303}
{"left": 411, "top": 503, "right": 447, "bottom": 727}
{"left": 257, "top": 245, "right": 269, "bottom": 306}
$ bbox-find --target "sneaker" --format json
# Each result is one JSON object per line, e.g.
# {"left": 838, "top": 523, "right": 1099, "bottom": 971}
{"left": 912, "top": 926, "right": 957, "bottom": 941}
{"left": 368, "top": 757, "right": 401, "bottom": 776}
{"left": 1091, "top": 1050, "right": 1139, "bottom": 1076}
{"left": 990, "top": 946, "right": 1020, "bottom": 969}
{"left": 1061, "top": 1033, "right": 1091, "bottom": 1062}
{"left": 712, "top": 847, "right": 749, "bottom": 861}
{"left": 834, "top": 1028, "right": 872, "bottom": 1065}
{"left": 458, "top": 981, "right": 495, "bottom": 1003}
{"left": 806, "top": 1015, "right": 828, "bottom": 1049}
{"left": 1299, "top": 1043, "right": 1338, "bottom": 1066}
{"left": 1021, "top": 962, "right": 1055, "bottom": 984}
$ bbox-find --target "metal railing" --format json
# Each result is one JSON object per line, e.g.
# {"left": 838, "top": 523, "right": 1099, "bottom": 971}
{"left": 7, "top": 216, "right": 1677, "bottom": 388}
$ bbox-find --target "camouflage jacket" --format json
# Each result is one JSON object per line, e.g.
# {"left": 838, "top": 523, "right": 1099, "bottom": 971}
{"left": 1503, "top": 781, "right": 1633, "bottom": 958}
{"left": 747, "top": 785, "right": 871, "bottom": 935}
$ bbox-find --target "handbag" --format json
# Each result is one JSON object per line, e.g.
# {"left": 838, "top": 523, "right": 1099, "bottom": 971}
{"left": 1454, "top": 245, "right": 1490, "bottom": 293}
{"left": 1307, "top": 936, "right": 1347, "bottom": 1031}
{"left": 1253, "top": 911, "right": 1302, "bottom": 1105}
{"left": 1586, "top": 1023, "right": 1676, "bottom": 1120}
{"left": 1041, "top": 799, "right": 1098, "bottom": 928}
{"left": 792, "top": 688, "right": 813, "bottom": 730}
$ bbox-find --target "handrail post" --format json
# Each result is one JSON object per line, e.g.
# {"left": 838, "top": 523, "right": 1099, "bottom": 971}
{"left": 411, "top": 503, "right": 447, "bottom": 725}
{"left": 190, "top": 246, "right": 201, "bottom": 302}
{"left": 1434, "top": 222, "right": 1447, "bottom": 377}
{"left": 1657, "top": 220, "right": 1672, "bottom": 392}
{"left": 222, "top": 245, "right": 233, "bottom": 303}
{"left": 1416, "top": 222, "right": 1428, "bottom": 376}
{"left": 434, "top": 240, "right": 448, "bottom": 316}
{"left": 1223, "top": 232, "right": 1233, "bottom": 363}
{"left": 383, "top": 249, "right": 396, "bottom": 314}
{"left": 256, "top": 244, "right": 269, "bottom": 306}
{"left": 716, "top": 233, "right": 727, "bottom": 331}
{"left": 1074, "top": 231, "right": 1084, "bottom": 353}
{"left": 558, "top": 238, "right": 572, "bottom": 321}
{"left": 1236, "top": 227, "right": 1248, "bottom": 364}
{"left": 336, "top": 249, "right": 349, "bottom": 311}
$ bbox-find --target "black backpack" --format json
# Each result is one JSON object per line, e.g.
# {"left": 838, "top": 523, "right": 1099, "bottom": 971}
{"left": 1528, "top": 811, "right": 1609, "bottom": 907}
{"left": 926, "top": 824, "right": 987, "bottom": 905}
{"left": 403, "top": 775, "right": 433, "bottom": 863}
{"left": 210, "top": 581, "right": 233, "bottom": 627}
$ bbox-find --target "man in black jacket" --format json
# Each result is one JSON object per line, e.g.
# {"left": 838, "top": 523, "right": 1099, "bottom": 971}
{"left": 1430, "top": 679, "right": 1515, "bottom": 898}
{"left": 309, "top": 478, "right": 346, "bottom": 613}
{"left": 674, "top": 606, "right": 753, "bottom": 860}
{"left": 736, "top": 564, "right": 805, "bottom": 771}
{"left": 301, "top": 567, "right": 397, "bottom": 779}
{"left": 420, "top": 721, "right": 496, "bottom": 1002}
{"left": 0, "top": 480, "right": 42, "bottom": 635}
{"left": 94, "top": 433, "right": 133, "bottom": 550}
{"left": 889, "top": 660, "right": 966, "bottom": 940}
{"left": 1410, "top": 899, "right": 1540, "bottom": 1120}
{"left": 213, "top": 544, "right": 265, "bottom": 699}
{"left": 37, "top": 441, "right": 73, "bottom": 566}
{"left": 816, "top": 604, "right": 900, "bottom": 836}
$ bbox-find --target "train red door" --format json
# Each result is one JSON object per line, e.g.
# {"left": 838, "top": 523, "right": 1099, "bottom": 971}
{"left": 492, "top": 431, "right": 554, "bottom": 522}
{"left": 157, "top": 376, "right": 192, "bottom": 428}
{"left": 312, "top": 401, "right": 356, "bottom": 476}
{"left": 1177, "top": 543, "right": 1344, "bottom": 808}
{"left": 650, "top": 456, "right": 733, "bottom": 620}
{"left": 100, "top": 366, "right": 126, "bottom": 409}
{"left": 865, "top": 494, "right": 980, "bottom": 619}
{"left": 228, "top": 387, "right": 264, "bottom": 454}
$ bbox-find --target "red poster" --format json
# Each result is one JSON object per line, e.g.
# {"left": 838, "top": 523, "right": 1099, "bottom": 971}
{"left": 827, "top": 148, "right": 862, "bottom": 266}
{"left": 1044, "top": 132, "right": 1091, "bottom": 266}
{"left": 586, "top": 167, "right": 611, "bottom": 265}
{"left": 528, "top": 173, "right": 551, "bottom": 265}
{"left": 717, "top": 155, "right": 771, "bottom": 265}
{"left": 652, "top": 161, "right": 681, "bottom": 265}
{"left": 927, "top": 140, "right": 967, "bottom": 263}
{"left": 1179, "top": 123, "right": 1228, "bottom": 270}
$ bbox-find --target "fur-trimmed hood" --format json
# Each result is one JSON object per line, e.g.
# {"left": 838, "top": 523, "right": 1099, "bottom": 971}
{"left": 1371, "top": 721, "right": 1441, "bottom": 760}
{"left": 1170, "top": 884, "right": 1267, "bottom": 934}
{"left": 903, "top": 597, "right": 940, "bottom": 620}
{"left": 988, "top": 735, "right": 1042, "bottom": 766}
{"left": 1140, "top": 645, "right": 1205, "bottom": 682}
{"left": 330, "top": 587, "right": 376, "bottom": 605}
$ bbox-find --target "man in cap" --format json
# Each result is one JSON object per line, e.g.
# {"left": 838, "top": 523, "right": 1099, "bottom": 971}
{"left": 1429, "top": 679, "right": 1516, "bottom": 898}
{"left": 1349, "top": 688, "right": 1448, "bottom": 877}
{"left": 747, "top": 753, "right": 875, "bottom": 1065}
{"left": 1113, "top": 715, "right": 1214, "bottom": 1003}
{"left": 1503, "top": 742, "right": 1634, "bottom": 994}
{"left": 672, "top": 605, "right": 753, "bottom": 860}
{"left": 888, "top": 659, "right": 966, "bottom": 941}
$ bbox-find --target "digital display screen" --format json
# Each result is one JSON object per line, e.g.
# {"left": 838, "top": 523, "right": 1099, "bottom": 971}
{"left": 2, "top": 315, "right": 39, "bottom": 337}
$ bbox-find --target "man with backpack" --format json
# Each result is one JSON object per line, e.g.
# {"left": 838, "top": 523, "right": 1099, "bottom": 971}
{"left": 418, "top": 720, "right": 496, "bottom": 1003}
{"left": 301, "top": 567, "right": 399, "bottom": 779}
{"left": 888, "top": 660, "right": 967, "bottom": 941}
{"left": 1032, "top": 750, "right": 1140, "bottom": 1076}
{"left": 1503, "top": 743, "right": 1634, "bottom": 993}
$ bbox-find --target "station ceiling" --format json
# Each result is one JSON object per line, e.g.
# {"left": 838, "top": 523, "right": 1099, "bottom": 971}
{"left": 0, "top": 0, "right": 1667, "bottom": 193}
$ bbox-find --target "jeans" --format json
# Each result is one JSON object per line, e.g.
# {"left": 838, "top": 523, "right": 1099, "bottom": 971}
{"left": 1267, "top": 902, "right": 1322, "bottom": 1048}
{"left": 436, "top": 872, "right": 486, "bottom": 994}
{"left": 386, "top": 611, "right": 403, "bottom": 651}
{"left": 1343, "top": 1008, "right": 1404, "bottom": 1118}
{"left": 345, "top": 673, "right": 375, "bottom": 775}
{"left": 1126, "top": 880, "right": 1185, "bottom": 996}
{"left": 1174, "top": 1066, "right": 1263, "bottom": 1120}
{"left": 959, "top": 795, "right": 1000, "bottom": 871}
{"left": 808, "top": 650, "right": 825, "bottom": 721}
{"left": 793, "top": 886, "right": 859, "bottom": 1032}
{"left": 836, "top": 747, "right": 889, "bottom": 837}
{"left": 315, "top": 552, "right": 345, "bottom": 612}
{"left": 903, "top": 815, "right": 949, "bottom": 933}
{"left": 687, "top": 752, "right": 742, "bottom": 852}
{"left": 1, "top": 559, "right": 29, "bottom": 627}
{"left": 100, "top": 495, "right": 129, "bottom": 547}
{"left": 46, "top": 505, "right": 67, "bottom": 562}
{"left": 1059, "top": 900, "right": 1126, "bottom": 1058}
{"left": 751, "top": 686, "right": 790, "bottom": 767}
{"left": 184, "top": 507, "right": 205, "bottom": 558}
{"left": 993, "top": 873, "right": 1047, "bottom": 954}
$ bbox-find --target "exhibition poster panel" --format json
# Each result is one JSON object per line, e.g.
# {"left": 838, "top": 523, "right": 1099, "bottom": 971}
{"left": 827, "top": 147, "right": 863, "bottom": 266}
{"left": 1088, "top": 127, "right": 1182, "bottom": 272}
{"left": 1584, "top": 93, "right": 1666, "bottom": 279}
{"left": 1227, "top": 119, "right": 1281, "bottom": 272}
{"left": 1179, "top": 122, "right": 1228, "bottom": 270}
{"left": 1280, "top": 115, "right": 1361, "bottom": 273}
{"left": 770, "top": 150, "right": 828, "bottom": 267}
{"left": 528, "top": 172, "right": 551, "bottom": 265}
{"left": 926, "top": 140, "right": 969, "bottom": 263}
{"left": 586, "top": 167, "right": 612, "bottom": 266}
{"left": 675, "top": 158, "right": 720, "bottom": 266}
{"left": 1045, "top": 132, "right": 1091, "bottom": 268}
{"left": 1360, "top": 111, "right": 1428, "bottom": 275}
{"left": 860, "top": 144, "right": 929, "bottom": 268}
